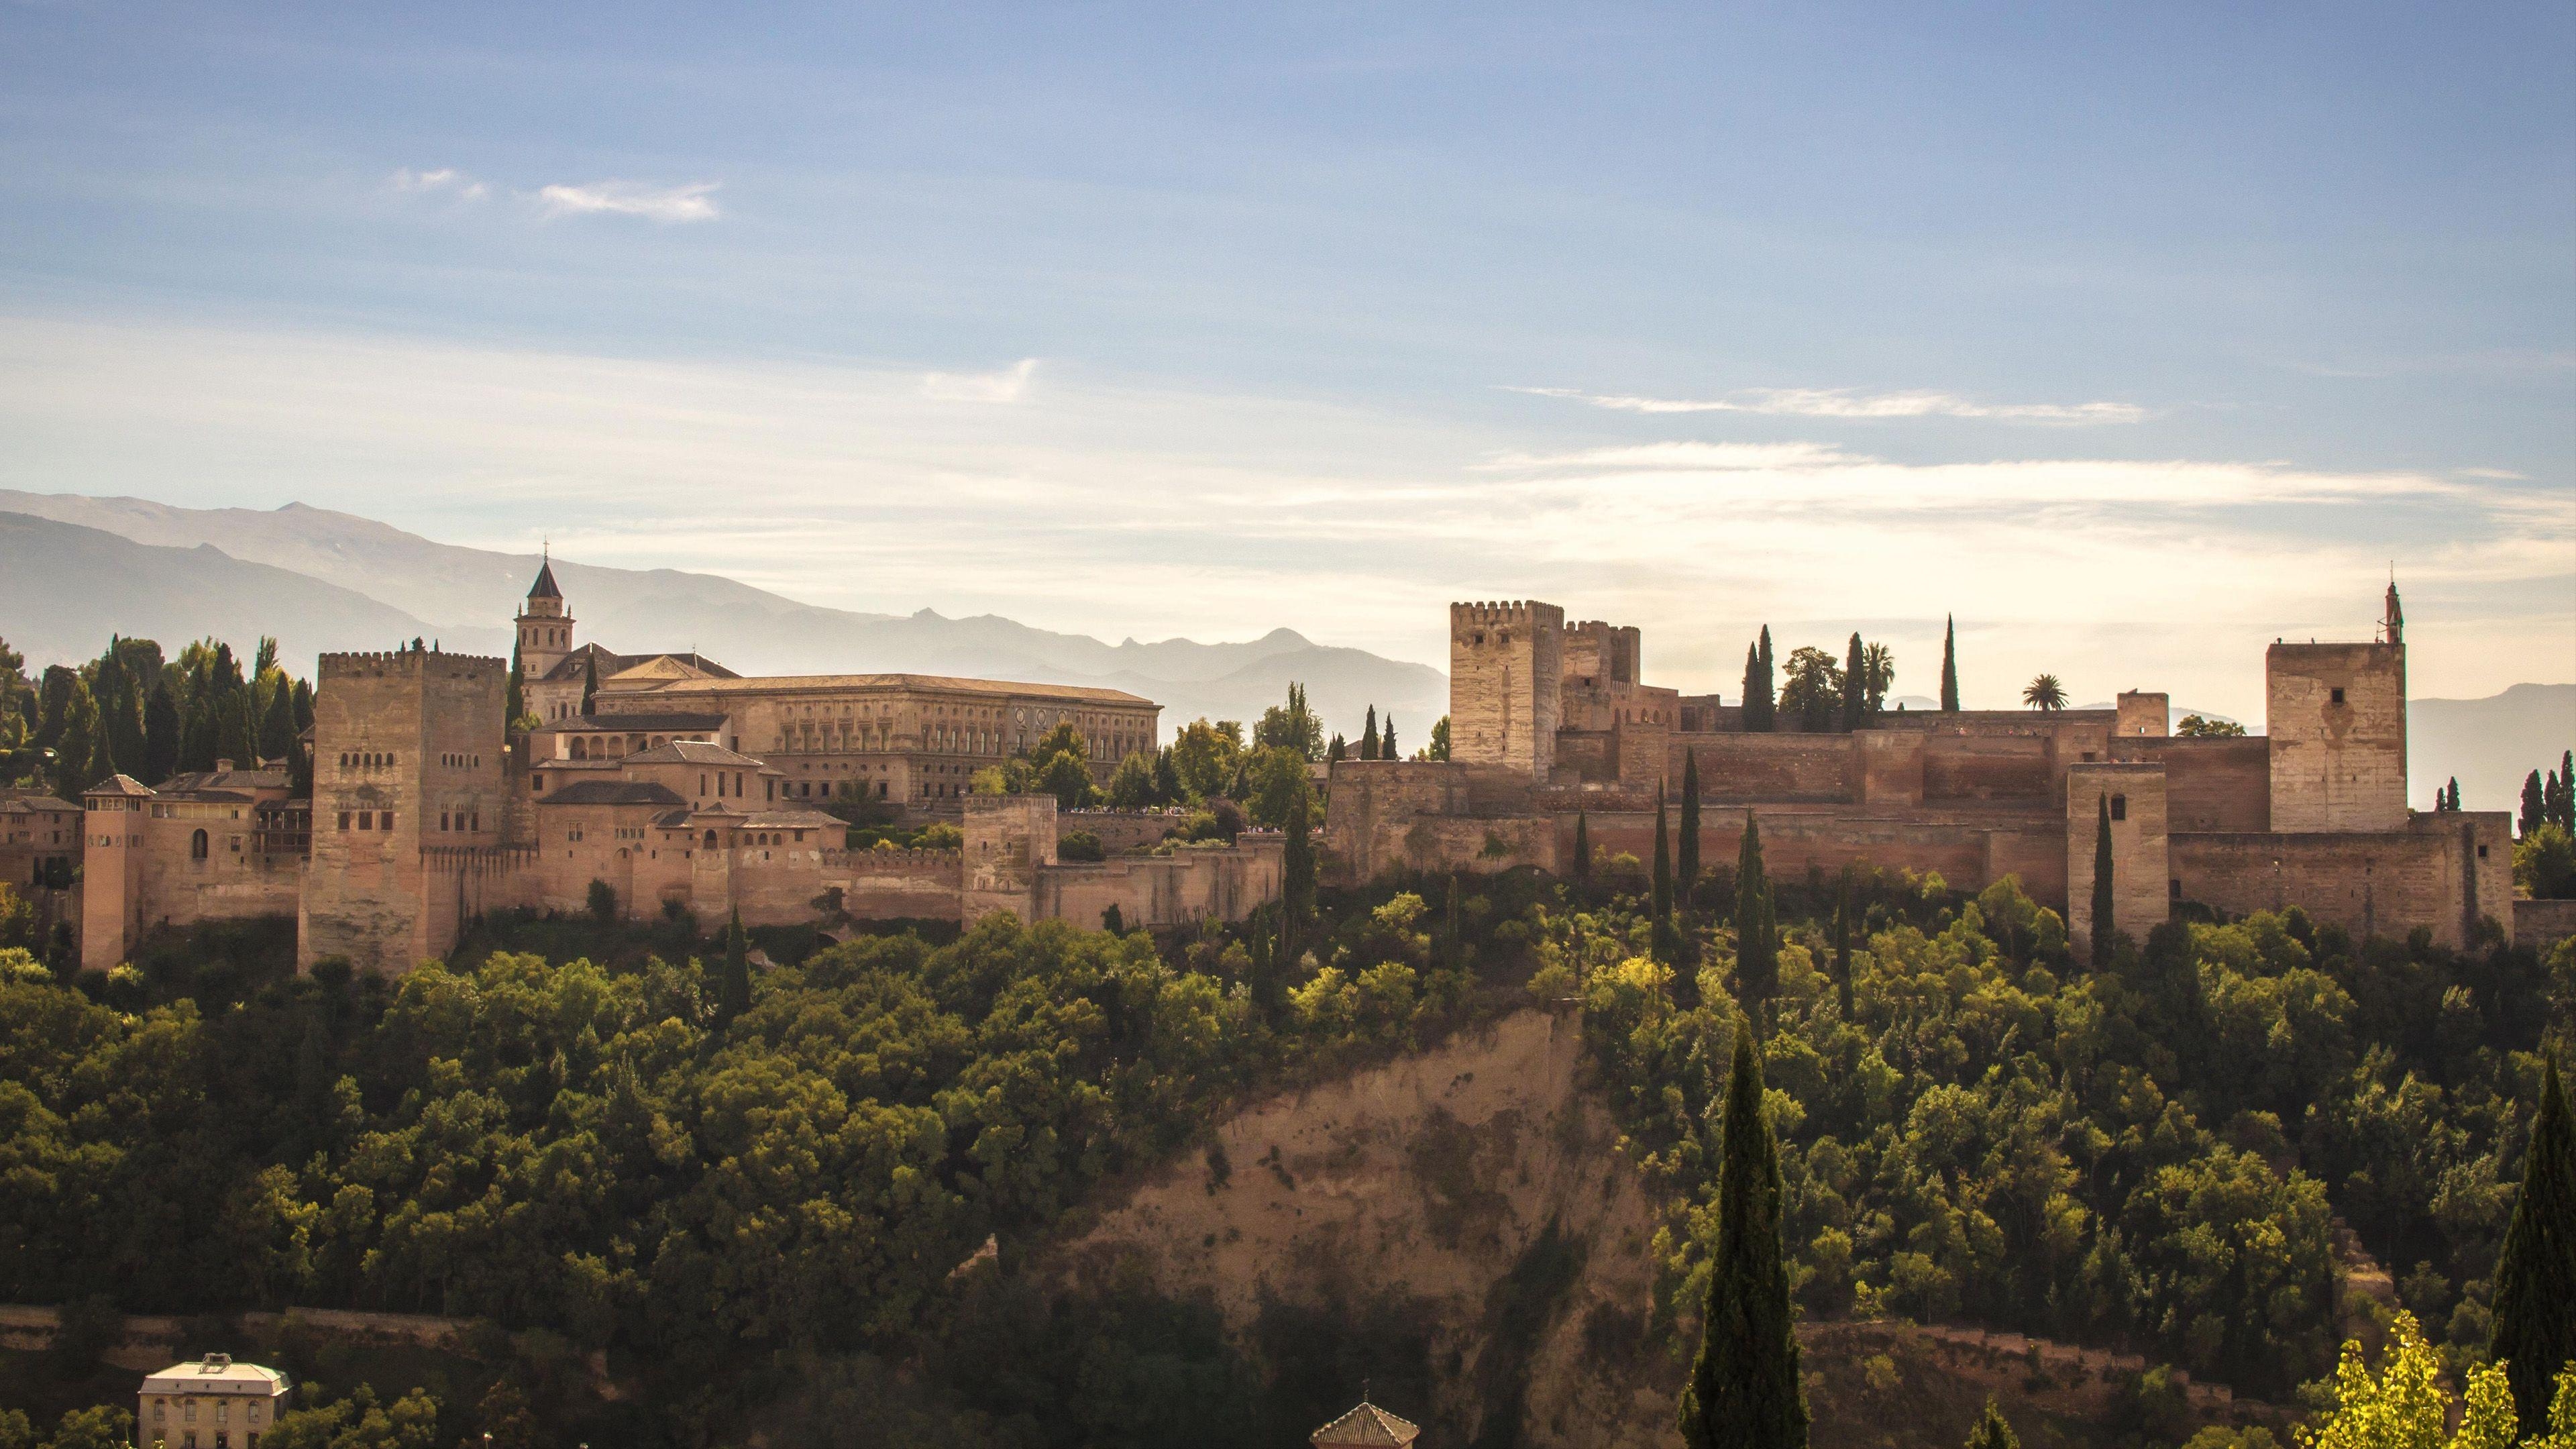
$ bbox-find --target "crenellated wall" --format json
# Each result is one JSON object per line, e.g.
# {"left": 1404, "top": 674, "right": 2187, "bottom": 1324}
{"left": 1030, "top": 835, "right": 1287, "bottom": 930}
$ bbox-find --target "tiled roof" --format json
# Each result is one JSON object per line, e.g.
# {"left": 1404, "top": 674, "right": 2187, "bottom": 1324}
{"left": 160, "top": 766, "right": 289, "bottom": 794}
{"left": 623, "top": 740, "right": 772, "bottom": 769}
{"left": 0, "top": 795, "right": 79, "bottom": 814}
{"left": 536, "top": 780, "right": 690, "bottom": 808}
{"left": 735, "top": 808, "right": 844, "bottom": 830}
{"left": 640, "top": 672, "right": 1155, "bottom": 706}
{"left": 533, "top": 711, "right": 730, "bottom": 735}
{"left": 527, "top": 558, "right": 562, "bottom": 600}
{"left": 1311, "top": 1403, "right": 1419, "bottom": 1446}
{"left": 85, "top": 773, "right": 154, "bottom": 798}
{"left": 540, "top": 647, "right": 738, "bottom": 684}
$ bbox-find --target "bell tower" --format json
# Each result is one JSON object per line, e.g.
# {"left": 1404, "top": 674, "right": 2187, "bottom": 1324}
{"left": 515, "top": 552, "right": 574, "bottom": 684}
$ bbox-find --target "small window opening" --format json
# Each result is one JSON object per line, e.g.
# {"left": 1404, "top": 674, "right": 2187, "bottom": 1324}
{"left": 2330, "top": 687, "right": 2346, "bottom": 705}
{"left": 2110, "top": 794, "right": 2127, "bottom": 822}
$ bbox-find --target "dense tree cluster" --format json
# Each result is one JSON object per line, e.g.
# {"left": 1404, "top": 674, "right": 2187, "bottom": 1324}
{"left": 1542, "top": 871, "right": 2572, "bottom": 1396}
{"left": 0, "top": 633, "right": 313, "bottom": 798}
{"left": 1731, "top": 626, "right": 1896, "bottom": 732}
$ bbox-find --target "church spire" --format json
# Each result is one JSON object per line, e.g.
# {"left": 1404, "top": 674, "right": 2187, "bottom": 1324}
{"left": 528, "top": 545, "right": 562, "bottom": 602}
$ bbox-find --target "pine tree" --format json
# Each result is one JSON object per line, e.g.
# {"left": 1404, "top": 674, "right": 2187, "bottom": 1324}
{"left": 2090, "top": 795, "right": 2115, "bottom": 965}
{"left": 1679, "top": 751, "right": 1703, "bottom": 904}
{"left": 1831, "top": 864, "right": 1856, "bottom": 1020}
{"left": 580, "top": 653, "right": 599, "bottom": 717}
{"left": 1962, "top": 1398, "right": 2020, "bottom": 1449}
{"left": 1735, "top": 811, "right": 1778, "bottom": 1013}
{"left": 1360, "top": 706, "right": 1379, "bottom": 761}
{"left": 144, "top": 681, "right": 180, "bottom": 784}
{"left": 717, "top": 909, "right": 752, "bottom": 1025}
{"left": 1940, "top": 614, "right": 1960, "bottom": 712}
{"left": 1572, "top": 811, "right": 1592, "bottom": 880}
{"left": 2490, "top": 1057, "right": 2576, "bottom": 1432}
{"left": 2526, "top": 770, "right": 2548, "bottom": 837}
{"left": 1381, "top": 714, "right": 1397, "bottom": 759}
{"left": 1680, "top": 1030, "right": 1808, "bottom": 1449}
{"left": 1840, "top": 633, "right": 1866, "bottom": 733}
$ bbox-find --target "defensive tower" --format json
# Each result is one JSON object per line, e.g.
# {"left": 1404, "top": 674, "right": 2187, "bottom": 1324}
{"left": 2265, "top": 586, "right": 2406, "bottom": 832}
{"left": 299, "top": 645, "right": 508, "bottom": 973}
{"left": 1449, "top": 600, "right": 1564, "bottom": 781}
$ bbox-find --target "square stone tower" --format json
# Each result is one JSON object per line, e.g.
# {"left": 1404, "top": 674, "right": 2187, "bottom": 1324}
{"left": 299, "top": 647, "right": 508, "bottom": 974}
{"left": 2265, "top": 639, "right": 2405, "bottom": 832}
{"left": 1450, "top": 600, "right": 1564, "bottom": 781}
{"left": 963, "top": 793, "right": 1059, "bottom": 922}
{"left": 2067, "top": 762, "right": 2170, "bottom": 963}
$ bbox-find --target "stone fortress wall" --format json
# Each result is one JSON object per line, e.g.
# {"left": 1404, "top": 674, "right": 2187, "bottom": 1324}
{"left": 75, "top": 569, "right": 1282, "bottom": 975}
{"left": 1326, "top": 585, "right": 2519, "bottom": 957}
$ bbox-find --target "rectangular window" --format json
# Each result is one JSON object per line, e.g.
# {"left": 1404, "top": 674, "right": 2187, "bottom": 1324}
{"left": 337, "top": 812, "right": 351, "bottom": 831}
{"left": 382, "top": 812, "right": 394, "bottom": 830}
{"left": 357, "top": 812, "right": 372, "bottom": 830}
{"left": 2330, "top": 687, "right": 2346, "bottom": 704}
{"left": 2110, "top": 794, "right": 2127, "bottom": 822}
{"left": 2170, "top": 878, "right": 2182, "bottom": 900}
{"left": 441, "top": 812, "right": 451, "bottom": 831}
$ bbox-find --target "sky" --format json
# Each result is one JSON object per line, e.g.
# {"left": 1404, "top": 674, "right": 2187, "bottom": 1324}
{"left": 0, "top": 1, "right": 2570, "bottom": 723}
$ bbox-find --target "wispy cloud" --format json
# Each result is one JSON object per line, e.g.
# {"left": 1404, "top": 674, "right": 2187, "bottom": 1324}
{"left": 534, "top": 180, "right": 720, "bottom": 223}
{"left": 388, "top": 167, "right": 488, "bottom": 201}
{"left": 1509, "top": 384, "right": 2146, "bottom": 425}
{"left": 921, "top": 358, "right": 1039, "bottom": 403}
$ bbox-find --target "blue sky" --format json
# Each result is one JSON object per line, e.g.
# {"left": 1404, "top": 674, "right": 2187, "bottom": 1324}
{"left": 0, "top": 1, "right": 2569, "bottom": 720}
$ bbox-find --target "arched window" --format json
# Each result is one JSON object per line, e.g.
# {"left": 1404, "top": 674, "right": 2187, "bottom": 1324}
{"left": 704, "top": 830, "right": 719, "bottom": 848}
{"left": 190, "top": 828, "right": 208, "bottom": 860}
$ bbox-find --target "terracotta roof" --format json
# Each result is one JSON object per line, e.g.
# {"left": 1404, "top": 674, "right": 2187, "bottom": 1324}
{"left": 1312, "top": 1403, "right": 1419, "bottom": 1446}
{"left": 540, "top": 646, "right": 737, "bottom": 684}
{"left": 0, "top": 795, "right": 79, "bottom": 814}
{"left": 527, "top": 558, "right": 561, "bottom": 600}
{"left": 84, "top": 773, "right": 154, "bottom": 798}
{"left": 623, "top": 740, "right": 772, "bottom": 769}
{"left": 735, "top": 808, "right": 844, "bottom": 830}
{"left": 637, "top": 672, "right": 1155, "bottom": 706}
{"left": 533, "top": 711, "right": 730, "bottom": 735}
{"left": 160, "top": 766, "right": 289, "bottom": 795}
{"left": 536, "top": 780, "right": 690, "bottom": 808}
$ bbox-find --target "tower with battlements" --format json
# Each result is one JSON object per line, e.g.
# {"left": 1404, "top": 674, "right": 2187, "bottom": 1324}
{"left": 1449, "top": 600, "right": 1564, "bottom": 781}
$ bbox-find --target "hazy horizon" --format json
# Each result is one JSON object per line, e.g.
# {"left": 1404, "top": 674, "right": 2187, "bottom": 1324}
{"left": 2, "top": 4, "right": 2569, "bottom": 727}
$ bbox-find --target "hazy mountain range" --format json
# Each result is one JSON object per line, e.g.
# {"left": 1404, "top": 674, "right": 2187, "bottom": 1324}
{"left": 0, "top": 492, "right": 1446, "bottom": 734}
{"left": 0, "top": 490, "right": 2561, "bottom": 813}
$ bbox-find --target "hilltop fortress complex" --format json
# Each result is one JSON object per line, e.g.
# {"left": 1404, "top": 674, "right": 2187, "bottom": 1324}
{"left": 52, "top": 568, "right": 2526, "bottom": 976}
{"left": 74, "top": 564, "right": 1282, "bottom": 975}
{"left": 1324, "top": 585, "right": 2522, "bottom": 957}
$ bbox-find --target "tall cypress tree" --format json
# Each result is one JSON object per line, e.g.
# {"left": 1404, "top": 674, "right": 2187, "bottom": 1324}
{"left": 49, "top": 680, "right": 99, "bottom": 801}
{"left": 1735, "top": 812, "right": 1778, "bottom": 1014}
{"left": 2090, "top": 795, "right": 2115, "bottom": 965}
{"left": 506, "top": 642, "right": 527, "bottom": 732}
{"left": 2563, "top": 751, "right": 2575, "bottom": 830}
{"left": 2525, "top": 770, "right": 2548, "bottom": 836}
{"left": 1679, "top": 751, "right": 1702, "bottom": 904}
{"left": 1381, "top": 714, "right": 1397, "bottom": 760}
{"left": 260, "top": 681, "right": 296, "bottom": 764}
{"left": 1940, "top": 614, "right": 1960, "bottom": 712}
{"left": 717, "top": 909, "right": 752, "bottom": 1025}
{"left": 1840, "top": 633, "right": 1866, "bottom": 733}
{"left": 1572, "top": 811, "right": 1592, "bottom": 881}
{"left": 580, "top": 653, "right": 600, "bottom": 717}
{"left": 1277, "top": 784, "right": 1315, "bottom": 1011}
{"left": 1360, "top": 706, "right": 1379, "bottom": 761}
{"left": 1752, "top": 628, "right": 1776, "bottom": 732}
{"left": 2491, "top": 1057, "right": 2576, "bottom": 1432}
{"left": 144, "top": 680, "right": 180, "bottom": 785}
{"left": 1740, "top": 643, "right": 1764, "bottom": 729}
{"left": 1652, "top": 790, "right": 1676, "bottom": 964}
{"left": 1680, "top": 1030, "right": 1808, "bottom": 1449}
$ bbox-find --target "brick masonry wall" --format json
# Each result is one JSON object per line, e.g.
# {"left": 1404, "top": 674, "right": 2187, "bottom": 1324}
{"left": 2066, "top": 764, "right": 2171, "bottom": 961}
{"left": 1030, "top": 836, "right": 1286, "bottom": 929}
{"left": 2266, "top": 643, "right": 2406, "bottom": 832}
{"left": 1667, "top": 734, "right": 1855, "bottom": 802}
{"left": 2516, "top": 898, "right": 2576, "bottom": 950}
{"left": 1565, "top": 806, "right": 2062, "bottom": 907}
{"left": 2118, "top": 737, "right": 2271, "bottom": 833}
{"left": 1449, "top": 601, "right": 1563, "bottom": 780}
{"left": 2171, "top": 812, "right": 2511, "bottom": 951}
{"left": 1322, "top": 760, "right": 1543, "bottom": 881}
{"left": 830, "top": 848, "right": 965, "bottom": 921}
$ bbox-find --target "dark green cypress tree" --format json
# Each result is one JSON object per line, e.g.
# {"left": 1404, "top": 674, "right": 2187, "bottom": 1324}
{"left": 506, "top": 642, "right": 527, "bottom": 732}
{"left": 292, "top": 678, "right": 314, "bottom": 735}
{"left": 2563, "top": 751, "right": 2575, "bottom": 830}
{"left": 1752, "top": 628, "right": 1776, "bottom": 732}
{"left": 1962, "top": 1398, "right": 2020, "bottom": 1449}
{"left": 1327, "top": 733, "right": 1346, "bottom": 763}
{"left": 1572, "top": 811, "right": 1592, "bottom": 881}
{"left": 1735, "top": 811, "right": 1778, "bottom": 1013}
{"left": 1381, "top": 714, "right": 1396, "bottom": 760}
{"left": 2090, "top": 795, "right": 2115, "bottom": 965}
{"left": 1680, "top": 1030, "right": 1808, "bottom": 1449}
{"left": 144, "top": 680, "right": 180, "bottom": 784}
{"left": 1277, "top": 784, "right": 1315, "bottom": 1008}
{"left": 1740, "top": 643, "right": 1764, "bottom": 729}
{"left": 1840, "top": 633, "right": 1866, "bottom": 733}
{"left": 1679, "top": 751, "right": 1703, "bottom": 904}
{"left": 1652, "top": 791, "right": 1676, "bottom": 963}
{"left": 717, "top": 909, "right": 752, "bottom": 1025}
{"left": 581, "top": 653, "right": 599, "bottom": 717}
{"left": 1152, "top": 747, "right": 1183, "bottom": 806}
{"left": 2553, "top": 767, "right": 2574, "bottom": 835}
{"left": 2525, "top": 770, "right": 2548, "bottom": 836}
{"left": 1360, "top": 706, "right": 1379, "bottom": 761}
{"left": 260, "top": 680, "right": 296, "bottom": 763}
{"left": 1940, "top": 614, "right": 1960, "bottom": 712}
{"left": 2490, "top": 1057, "right": 2576, "bottom": 1432}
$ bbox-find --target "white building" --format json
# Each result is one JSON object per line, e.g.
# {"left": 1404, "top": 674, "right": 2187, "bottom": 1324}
{"left": 138, "top": 1354, "right": 291, "bottom": 1449}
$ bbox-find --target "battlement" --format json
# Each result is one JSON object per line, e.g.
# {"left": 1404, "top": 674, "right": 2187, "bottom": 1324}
{"left": 319, "top": 649, "right": 506, "bottom": 676}
{"left": 835, "top": 847, "right": 965, "bottom": 871}
{"left": 1451, "top": 600, "right": 1558, "bottom": 629}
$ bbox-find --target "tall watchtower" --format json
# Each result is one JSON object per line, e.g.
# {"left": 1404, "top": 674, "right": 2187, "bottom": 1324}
{"left": 2265, "top": 586, "right": 2407, "bottom": 833}
{"left": 515, "top": 555, "right": 575, "bottom": 684}
{"left": 299, "top": 645, "right": 508, "bottom": 974}
{"left": 1449, "top": 600, "right": 1564, "bottom": 781}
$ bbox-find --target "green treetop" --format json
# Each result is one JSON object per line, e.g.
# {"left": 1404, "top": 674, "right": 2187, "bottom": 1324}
{"left": 2490, "top": 1057, "right": 2576, "bottom": 1432}
{"left": 1680, "top": 1030, "right": 1808, "bottom": 1449}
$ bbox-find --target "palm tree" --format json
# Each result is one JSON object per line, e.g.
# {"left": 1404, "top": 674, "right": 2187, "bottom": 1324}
{"left": 2022, "top": 674, "right": 2068, "bottom": 712}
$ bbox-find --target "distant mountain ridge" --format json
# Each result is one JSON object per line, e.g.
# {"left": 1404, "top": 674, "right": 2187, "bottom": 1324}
{"left": 0, "top": 493, "right": 1446, "bottom": 733}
